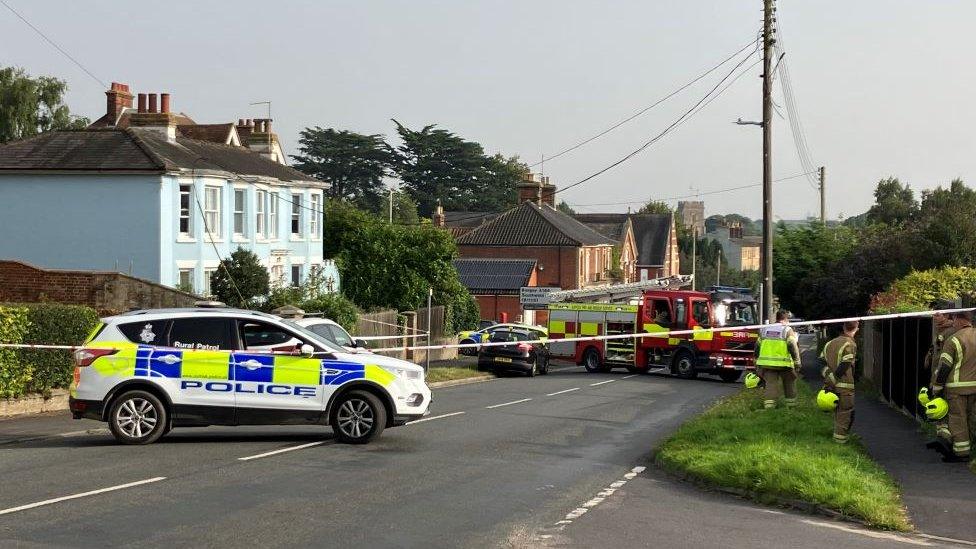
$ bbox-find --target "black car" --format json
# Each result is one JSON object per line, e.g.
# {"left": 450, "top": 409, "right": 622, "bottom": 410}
{"left": 478, "top": 328, "right": 550, "bottom": 376}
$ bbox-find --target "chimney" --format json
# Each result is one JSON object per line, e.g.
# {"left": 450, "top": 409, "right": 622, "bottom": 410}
{"left": 540, "top": 176, "right": 557, "bottom": 208}
{"left": 128, "top": 92, "right": 179, "bottom": 142}
{"left": 104, "top": 82, "right": 133, "bottom": 124}
{"left": 242, "top": 118, "right": 281, "bottom": 163}
{"left": 517, "top": 172, "right": 543, "bottom": 205}
{"left": 432, "top": 202, "right": 446, "bottom": 227}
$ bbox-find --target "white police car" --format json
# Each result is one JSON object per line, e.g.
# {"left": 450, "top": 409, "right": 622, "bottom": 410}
{"left": 69, "top": 308, "right": 430, "bottom": 445}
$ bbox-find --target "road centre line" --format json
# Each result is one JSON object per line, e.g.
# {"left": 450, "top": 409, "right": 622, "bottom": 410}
{"left": 0, "top": 477, "right": 166, "bottom": 516}
{"left": 621, "top": 374, "right": 638, "bottom": 379}
{"left": 485, "top": 398, "right": 532, "bottom": 409}
{"left": 590, "top": 380, "right": 615, "bottom": 386}
{"left": 546, "top": 387, "right": 581, "bottom": 397}
{"left": 238, "top": 441, "right": 328, "bottom": 461}
{"left": 408, "top": 411, "right": 466, "bottom": 424}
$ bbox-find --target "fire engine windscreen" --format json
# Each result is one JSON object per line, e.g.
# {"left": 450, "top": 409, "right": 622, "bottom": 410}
{"left": 713, "top": 300, "right": 758, "bottom": 327}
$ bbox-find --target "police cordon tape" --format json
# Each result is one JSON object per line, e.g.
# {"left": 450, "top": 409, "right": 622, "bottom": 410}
{"left": 0, "top": 307, "right": 971, "bottom": 356}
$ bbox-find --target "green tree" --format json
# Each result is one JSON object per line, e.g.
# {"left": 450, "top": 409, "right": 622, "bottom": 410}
{"left": 375, "top": 190, "right": 420, "bottom": 225}
{"left": 866, "top": 177, "right": 917, "bottom": 226}
{"left": 772, "top": 224, "right": 857, "bottom": 315}
{"left": 291, "top": 127, "right": 394, "bottom": 210}
{"left": 323, "top": 201, "right": 478, "bottom": 332}
{"left": 915, "top": 179, "right": 976, "bottom": 267}
{"left": 0, "top": 67, "right": 88, "bottom": 143}
{"left": 210, "top": 247, "right": 270, "bottom": 307}
{"left": 392, "top": 120, "right": 526, "bottom": 216}
{"left": 556, "top": 201, "right": 576, "bottom": 215}
{"left": 638, "top": 200, "right": 672, "bottom": 215}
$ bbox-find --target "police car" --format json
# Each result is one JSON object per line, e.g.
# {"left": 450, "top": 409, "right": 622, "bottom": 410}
{"left": 69, "top": 308, "right": 431, "bottom": 445}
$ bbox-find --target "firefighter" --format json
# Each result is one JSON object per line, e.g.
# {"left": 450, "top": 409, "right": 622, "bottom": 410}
{"left": 930, "top": 310, "right": 976, "bottom": 462}
{"left": 819, "top": 321, "right": 859, "bottom": 443}
{"left": 755, "top": 310, "right": 801, "bottom": 409}
{"left": 923, "top": 300, "right": 958, "bottom": 447}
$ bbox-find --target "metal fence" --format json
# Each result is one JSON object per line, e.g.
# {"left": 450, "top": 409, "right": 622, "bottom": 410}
{"left": 863, "top": 317, "right": 933, "bottom": 420}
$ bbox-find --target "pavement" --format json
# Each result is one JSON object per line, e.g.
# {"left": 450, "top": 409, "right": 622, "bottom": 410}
{"left": 795, "top": 342, "right": 976, "bottom": 544}
{"left": 0, "top": 359, "right": 968, "bottom": 548}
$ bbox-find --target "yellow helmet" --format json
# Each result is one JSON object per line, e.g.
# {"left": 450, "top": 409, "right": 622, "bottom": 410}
{"left": 816, "top": 389, "right": 839, "bottom": 411}
{"left": 917, "top": 387, "right": 931, "bottom": 406}
{"left": 925, "top": 398, "right": 949, "bottom": 421}
{"left": 744, "top": 372, "right": 761, "bottom": 389}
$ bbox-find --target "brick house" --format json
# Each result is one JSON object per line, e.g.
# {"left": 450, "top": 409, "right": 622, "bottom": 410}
{"left": 451, "top": 178, "right": 616, "bottom": 323}
{"left": 573, "top": 213, "right": 680, "bottom": 282}
{"left": 572, "top": 214, "right": 639, "bottom": 283}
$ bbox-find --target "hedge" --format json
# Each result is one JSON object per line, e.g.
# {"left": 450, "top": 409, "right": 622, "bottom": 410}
{"left": 0, "top": 305, "right": 30, "bottom": 399}
{"left": 0, "top": 303, "right": 100, "bottom": 399}
{"left": 870, "top": 266, "right": 976, "bottom": 313}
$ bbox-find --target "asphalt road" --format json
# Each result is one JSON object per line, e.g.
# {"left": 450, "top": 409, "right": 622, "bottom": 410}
{"left": 0, "top": 363, "right": 960, "bottom": 548}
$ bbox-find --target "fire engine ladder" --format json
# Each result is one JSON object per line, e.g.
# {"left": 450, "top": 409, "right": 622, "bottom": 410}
{"left": 547, "top": 275, "right": 694, "bottom": 304}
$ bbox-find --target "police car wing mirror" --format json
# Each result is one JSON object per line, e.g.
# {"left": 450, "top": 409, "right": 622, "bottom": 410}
{"left": 355, "top": 339, "right": 369, "bottom": 349}
{"left": 300, "top": 344, "right": 315, "bottom": 358}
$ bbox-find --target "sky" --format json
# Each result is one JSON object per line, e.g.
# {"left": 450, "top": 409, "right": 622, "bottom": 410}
{"left": 3, "top": 0, "right": 975, "bottom": 220}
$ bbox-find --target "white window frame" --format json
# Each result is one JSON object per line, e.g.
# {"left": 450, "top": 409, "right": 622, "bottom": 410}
{"left": 178, "top": 184, "right": 194, "bottom": 239}
{"left": 310, "top": 193, "right": 321, "bottom": 240}
{"left": 178, "top": 268, "right": 194, "bottom": 292}
{"left": 233, "top": 188, "right": 247, "bottom": 238}
{"left": 268, "top": 192, "right": 279, "bottom": 240}
{"left": 291, "top": 194, "right": 303, "bottom": 237}
{"left": 203, "top": 267, "right": 217, "bottom": 297}
{"left": 255, "top": 189, "right": 266, "bottom": 238}
{"left": 203, "top": 186, "right": 222, "bottom": 239}
{"left": 291, "top": 264, "right": 302, "bottom": 286}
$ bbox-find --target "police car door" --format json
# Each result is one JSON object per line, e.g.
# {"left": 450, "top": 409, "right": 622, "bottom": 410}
{"left": 166, "top": 317, "right": 237, "bottom": 424}
{"left": 234, "top": 320, "right": 324, "bottom": 422}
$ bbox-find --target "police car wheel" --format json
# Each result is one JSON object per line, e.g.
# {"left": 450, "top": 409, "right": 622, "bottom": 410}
{"left": 460, "top": 340, "right": 477, "bottom": 356}
{"left": 331, "top": 390, "right": 386, "bottom": 444}
{"left": 108, "top": 390, "right": 167, "bottom": 445}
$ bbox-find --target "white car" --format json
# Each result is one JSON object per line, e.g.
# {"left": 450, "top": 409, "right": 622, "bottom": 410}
{"left": 294, "top": 317, "right": 370, "bottom": 354}
{"left": 69, "top": 308, "right": 430, "bottom": 445}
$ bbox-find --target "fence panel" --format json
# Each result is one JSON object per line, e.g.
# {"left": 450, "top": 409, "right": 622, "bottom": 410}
{"left": 866, "top": 317, "right": 932, "bottom": 421}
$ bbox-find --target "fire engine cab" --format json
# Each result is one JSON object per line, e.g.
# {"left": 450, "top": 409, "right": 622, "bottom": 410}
{"left": 546, "top": 286, "right": 758, "bottom": 382}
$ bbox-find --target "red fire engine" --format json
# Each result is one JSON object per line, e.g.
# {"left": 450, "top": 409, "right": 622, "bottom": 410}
{"left": 546, "top": 286, "right": 758, "bottom": 381}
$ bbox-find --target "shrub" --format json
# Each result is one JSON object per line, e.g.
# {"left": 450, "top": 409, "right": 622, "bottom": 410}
{"left": 211, "top": 247, "right": 271, "bottom": 307}
{"left": 19, "top": 303, "right": 100, "bottom": 396}
{"left": 301, "top": 293, "right": 359, "bottom": 332}
{"left": 0, "top": 305, "right": 30, "bottom": 399}
{"left": 870, "top": 266, "right": 976, "bottom": 313}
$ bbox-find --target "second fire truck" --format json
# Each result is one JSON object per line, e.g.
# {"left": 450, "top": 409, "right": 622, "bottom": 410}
{"left": 546, "top": 287, "right": 759, "bottom": 381}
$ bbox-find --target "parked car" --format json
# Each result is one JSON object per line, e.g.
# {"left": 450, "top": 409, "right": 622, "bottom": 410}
{"left": 294, "top": 317, "right": 371, "bottom": 354}
{"left": 457, "top": 323, "right": 548, "bottom": 356}
{"left": 477, "top": 328, "right": 550, "bottom": 376}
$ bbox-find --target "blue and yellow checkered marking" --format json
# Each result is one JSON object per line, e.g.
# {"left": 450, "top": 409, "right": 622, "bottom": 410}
{"left": 321, "top": 360, "right": 366, "bottom": 385}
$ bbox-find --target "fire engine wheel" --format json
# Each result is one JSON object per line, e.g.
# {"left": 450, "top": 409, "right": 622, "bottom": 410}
{"left": 583, "top": 348, "right": 603, "bottom": 373}
{"left": 672, "top": 350, "right": 698, "bottom": 379}
{"left": 718, "top": 370, "right": 742, "bottom": 383}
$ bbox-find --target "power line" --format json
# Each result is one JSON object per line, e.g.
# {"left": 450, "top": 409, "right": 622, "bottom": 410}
{"left": 773, "top": 21, "right": 819, "bottom": 191}
{"left": 567, "top": 170, "right": 817, "bottom": 208}
{"left": 528, "top": 36, "right": 761, "bottom": 168}
{"left": 192, "top": 192, "right": 246, "bottom": 305}
{"left": 0, "top": 0, "right": 107, "bottom": 88}
{"left": 552, "top": 41, "right": 762, "bottom": 198}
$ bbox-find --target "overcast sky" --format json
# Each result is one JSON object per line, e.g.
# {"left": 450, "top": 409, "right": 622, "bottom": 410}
{"left": 3, "top": 0, "right": 975, "bottom": 220}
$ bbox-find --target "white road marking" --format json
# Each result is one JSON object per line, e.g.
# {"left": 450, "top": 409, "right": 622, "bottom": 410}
{"left": 552, "top": 465, "right": 645, "bottom": 529}
{"left": 590, "top": 380, "right": 615, "bottom": 386}
{"left": 800, "top": 520, "right": 933, "bottom": 546}
{"left": 546, "top": 387, "right": 580, "bottom": 397}
{"left": 408, "top": 411, "right": 466, "bottom": 424}
{"left": 0, "top": 477, "right": 166, "bottom": 516}
{"left": 238, "top": 441, "right": 327, "bottom": 461}
{"left": 485, "top": 398, "right": 532, "bottom": 409}
{"left": 59, "top": 428, "right": 109, "bottom": 437}
{"left": 621, "top": 374, "right": 638, "bottom": 379}
{"left": 917, "top": 533, "right": 976, "bottom": 547}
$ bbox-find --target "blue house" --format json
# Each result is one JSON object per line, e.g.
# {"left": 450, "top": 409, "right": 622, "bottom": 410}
{"left": 0, "top": 85, "right": 336, "bottom": 296}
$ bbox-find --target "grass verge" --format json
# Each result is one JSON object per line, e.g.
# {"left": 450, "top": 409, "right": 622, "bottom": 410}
{"left": 655, "top": 382, "right": 910, "bottom": 531}
{"left": 426, "top": 363, "right": 491, "bottom": 384}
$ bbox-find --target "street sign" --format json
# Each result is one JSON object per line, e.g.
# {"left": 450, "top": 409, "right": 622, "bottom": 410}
{"left": 520, "top": 286, "right": 560, "bottom": 310}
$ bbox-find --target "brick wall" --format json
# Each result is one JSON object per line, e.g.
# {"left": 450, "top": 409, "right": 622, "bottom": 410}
{"left": 474, "top": 295, "right": 524, "bottom": 323}
{"left": 0, "top": 260, "right": 198, "bottom": 314}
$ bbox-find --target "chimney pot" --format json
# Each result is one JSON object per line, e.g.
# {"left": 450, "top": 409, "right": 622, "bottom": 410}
{"left": 160, "top": 93, "right": 170, "bottom": 114}
{"left": 147, "top": 93, "right": 158, "bottom": 114}
{"left": 238, "top": 118, "right": 245, "bottom": 126}
{"left": 265, "top": 119, "right": 272, "bottom": 133}
{"left": 137, "top": 93, "right": 147, "bottom": 113}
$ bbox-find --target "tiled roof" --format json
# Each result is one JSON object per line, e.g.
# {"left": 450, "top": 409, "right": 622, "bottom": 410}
{"left": 0, "top": 128, "right": 320, "bottom": 184}
{"left": 177, "top": 123, "right": 235, "bottom": 143}
{"left": 453, "top": 258, "right": 536, "bottom": 294}
{"left": 443, "top": 211, "right": 498, "bottom": 229}
{"left": 573, "top": 213, "right": 630, "bottom": 242}
{"left": 456, "top": 202, "right": 614, "bottom": 247}
{"left": 89, "top": 108, "right": 196, "bottom": 129}
{"left": 630, "top": 214, "right": 673, "bottom": 266}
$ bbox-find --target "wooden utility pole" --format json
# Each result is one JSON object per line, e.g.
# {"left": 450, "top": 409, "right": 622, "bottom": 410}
{"left": 819, "top": 166, "right": 826, "bottom": 225}
{"left": 761, "top": 0, "right": 775, "bottom": 322}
